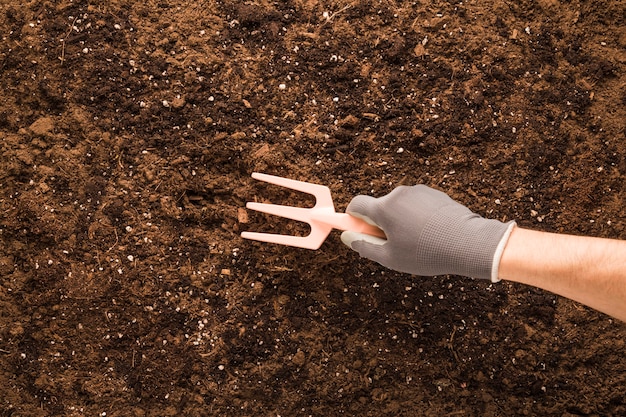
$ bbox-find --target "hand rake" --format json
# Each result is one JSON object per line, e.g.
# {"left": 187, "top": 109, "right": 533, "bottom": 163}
{"left": 241, "top": 172, "right": 386, "bottom": 250}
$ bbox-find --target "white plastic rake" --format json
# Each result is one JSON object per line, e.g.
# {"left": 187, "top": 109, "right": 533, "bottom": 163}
{"left": 241, "top": 172, "right": 386, "bottom": 250}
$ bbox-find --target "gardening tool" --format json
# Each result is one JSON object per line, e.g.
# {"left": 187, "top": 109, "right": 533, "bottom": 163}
{"left": 241, "top": 172, "right": 386, "bottom": 250}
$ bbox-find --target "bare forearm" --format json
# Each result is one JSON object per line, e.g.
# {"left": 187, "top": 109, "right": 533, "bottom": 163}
{"left": 499, "top": 226, "right": 626, "bottom": 322}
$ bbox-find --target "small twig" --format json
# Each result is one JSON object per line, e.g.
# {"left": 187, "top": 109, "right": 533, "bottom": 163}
{"left": 60, "top": 16, "right": 79, "bottom": 65}
{"left": 322, "top": 5, "right": 352, "bottom": 25}
{"left": 117, "top": 152, "right": 125, "bottom": 169}
{"left": 106, "top": 227, "right": 119, "bottom": 252}
{"left": 0, "top": 348, "right": 10, "bottom": 354}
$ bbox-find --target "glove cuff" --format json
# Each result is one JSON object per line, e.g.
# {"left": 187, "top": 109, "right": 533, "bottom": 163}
{"left": 490, "top": 221, "right": 516, "bottom": 283}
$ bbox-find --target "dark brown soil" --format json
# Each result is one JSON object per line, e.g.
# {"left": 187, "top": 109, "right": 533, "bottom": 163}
{"left": 1, "top": 1, "right": 625, "bottom": 416}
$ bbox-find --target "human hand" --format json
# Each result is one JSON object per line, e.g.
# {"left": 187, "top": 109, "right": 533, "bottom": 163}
{"left": 341, "top": 185, "right": 515, "bottom": 282}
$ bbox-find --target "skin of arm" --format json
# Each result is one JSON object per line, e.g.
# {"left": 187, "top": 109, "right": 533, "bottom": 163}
{"left": 498, "top": 226, "right": 626, "bottom": 323}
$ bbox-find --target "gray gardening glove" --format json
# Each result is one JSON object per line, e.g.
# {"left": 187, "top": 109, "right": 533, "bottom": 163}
{"left": 341, "top": 185, "right": 515, "bottom": 282}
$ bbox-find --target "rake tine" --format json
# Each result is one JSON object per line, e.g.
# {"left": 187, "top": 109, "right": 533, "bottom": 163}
{"left": 246, "top": 202, "right": 315, "bottom": 224}
{"left": 240, "top": 228, "right": 331, "bottom": 250}
{"left": 251, "top": 172, "right": 334, "bottom": 208}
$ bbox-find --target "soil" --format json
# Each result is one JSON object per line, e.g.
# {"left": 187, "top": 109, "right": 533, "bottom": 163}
{"left": 1, "top": 0, "right": 626, "bottom": 416}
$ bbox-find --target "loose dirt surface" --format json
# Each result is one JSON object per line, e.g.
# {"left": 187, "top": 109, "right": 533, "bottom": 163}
{"left": 1, "top": 1, "right": 626, "bottom": 416}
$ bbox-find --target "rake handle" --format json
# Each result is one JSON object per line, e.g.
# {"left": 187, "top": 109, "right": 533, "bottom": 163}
{"left": 314, "top": 211, "right": 386, "bottom": 239}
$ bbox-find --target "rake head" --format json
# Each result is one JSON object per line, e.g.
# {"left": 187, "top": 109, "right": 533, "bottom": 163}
{"left": 241, "top": 173, "right": 385, "bottom": 250}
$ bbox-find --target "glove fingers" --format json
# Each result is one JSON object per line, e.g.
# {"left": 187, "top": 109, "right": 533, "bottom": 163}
{"left": 345, "top": 195, "right": 381, "bottom": 224}
{"left": 341, "top": 230, "right": 386, "bottom": 248}
{"left": 341, "top": 231, "right": 390, "bottom": 265}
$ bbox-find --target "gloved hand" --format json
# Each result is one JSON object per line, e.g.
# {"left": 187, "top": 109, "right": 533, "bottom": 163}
{"left": 341, "top": 185, "right": 516, "bottom": 282}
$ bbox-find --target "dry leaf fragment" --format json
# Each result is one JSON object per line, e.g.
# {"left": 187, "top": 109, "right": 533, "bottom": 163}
{"left": 414, "top": 43, "right": 429, "bottom": 57}
{"left": 362, "top": 113, "right": 381, "bottom": 121}
{"left": 238, "top": 207, "right": 249, "bottom": 224}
